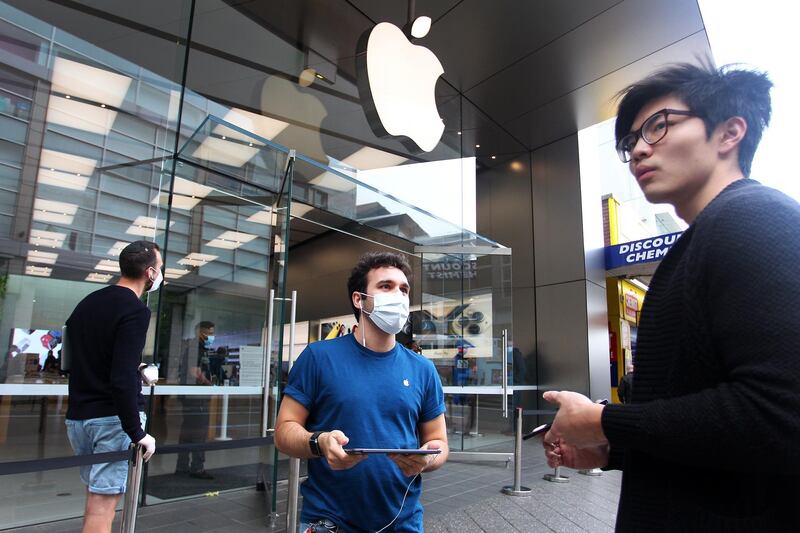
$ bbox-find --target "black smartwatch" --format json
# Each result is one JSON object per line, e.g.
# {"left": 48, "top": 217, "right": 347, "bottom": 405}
{"left": 309, "top": 431, "right": 325, "bottom": 457}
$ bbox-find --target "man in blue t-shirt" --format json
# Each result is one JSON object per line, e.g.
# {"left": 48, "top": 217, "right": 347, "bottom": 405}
{"left": 276, "top": 252, "right": 448, "bottom": 532}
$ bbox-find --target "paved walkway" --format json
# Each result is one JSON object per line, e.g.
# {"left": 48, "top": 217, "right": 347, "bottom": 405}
{"left": 9, "top": 440, "right": 621, "bottom": 532}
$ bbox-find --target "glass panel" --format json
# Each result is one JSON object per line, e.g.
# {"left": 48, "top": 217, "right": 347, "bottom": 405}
{"left": 141, "top": 144, "right": 289, "bottom": 501}
{"left": 444, "top": 393, "right": 516, "bottom": 452}
{"left": 419, "top": 252, "right": 512, "bottom": 385}
{"left": 0, "top": 466, "right": 94, "bottom": 529}
{"left": 265, "top": 150, "right": 292, "bottom": 516}
{"left": 420, "top": 251, "right": 513, "bottom": 450}
{"left": 0, "top": 1, "right": 195, "bottom": 524}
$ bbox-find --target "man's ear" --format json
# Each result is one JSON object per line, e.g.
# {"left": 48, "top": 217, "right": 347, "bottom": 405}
{"left": 717, "top": 116, "right": 747, "bottom": 157}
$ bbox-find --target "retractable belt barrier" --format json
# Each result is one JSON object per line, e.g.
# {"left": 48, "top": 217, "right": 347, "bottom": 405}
{"left": 0, "top": 435, "right": 274, "bottom": 476}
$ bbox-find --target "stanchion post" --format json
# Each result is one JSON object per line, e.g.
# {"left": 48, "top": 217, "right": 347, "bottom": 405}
{"left": 501, "top": 407, "right": 531, "bottom": 496}
{"left": 119, "top": 444, "right": 144, "bottom": 533}
{"left": 286, "top": 457, "right": 300, "bottom": 532}
{"left": 216, "top": 380, "right": 232, "bottom": 441}
{"left": 543, "top": 465, "right": 570, "bottom": 483}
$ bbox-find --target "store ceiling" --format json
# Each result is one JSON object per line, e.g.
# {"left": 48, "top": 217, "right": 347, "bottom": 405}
{"left": 11, "top": 0, "right": 711, "bottom": 159}
{"left": 228, "top": 0, "right": 711, "bottom": 154}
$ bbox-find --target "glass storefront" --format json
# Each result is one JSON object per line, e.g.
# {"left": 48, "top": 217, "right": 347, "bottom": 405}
{"left": 0, "top": 1, "right": 531, "bottom": 528}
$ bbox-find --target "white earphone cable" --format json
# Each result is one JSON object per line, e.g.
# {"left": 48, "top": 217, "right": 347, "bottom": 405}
{"left": 374, "top": 471, "right": 420, "bottom": 533}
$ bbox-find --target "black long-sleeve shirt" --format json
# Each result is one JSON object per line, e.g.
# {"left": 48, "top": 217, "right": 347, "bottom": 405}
{"left": 66, "top": 285, "right": 150, "bottom": 442}
{"left": 602, "top": 179, "right": 800, "bottom": 532}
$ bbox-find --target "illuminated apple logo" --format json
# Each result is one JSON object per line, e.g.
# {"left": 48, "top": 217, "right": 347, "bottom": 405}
{"left": 357, "top": 21, "right": 444, "bottom": 153}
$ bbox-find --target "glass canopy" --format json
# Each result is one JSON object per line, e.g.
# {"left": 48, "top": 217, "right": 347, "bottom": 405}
{"left": 177, "top": 115, "right": 509, "bottom": 251}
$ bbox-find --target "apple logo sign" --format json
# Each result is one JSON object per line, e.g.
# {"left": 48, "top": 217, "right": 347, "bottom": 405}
{"left": 357, "top": 21, "right": 444, "bottom": 153}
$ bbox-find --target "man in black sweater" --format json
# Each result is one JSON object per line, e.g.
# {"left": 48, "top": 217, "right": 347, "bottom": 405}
{"left": 65, "top": 240, "right": 163, "bottom": 533}
{"left": 542, "top": 63, "right": 800, "bottom": 531}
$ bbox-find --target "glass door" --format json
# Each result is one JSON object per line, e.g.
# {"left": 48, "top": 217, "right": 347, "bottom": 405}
{"left": 138, "top": 116, "right": 293, "bottom": 504}
{"left": 417, "top": 250, "right": 514, "bottom": 452}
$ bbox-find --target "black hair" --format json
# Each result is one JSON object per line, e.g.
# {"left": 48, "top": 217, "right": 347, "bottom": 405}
{"left": 196, "top": 320, "right": 215, "bottom": 331}
{"left": 615, "top": 62, "right": 772, "bottom": 176}
{"left": 119, "top": 241, "right": 160, "bottom": 279}
{"left": 347, "top": 252, "right": 412, "bottom": 321}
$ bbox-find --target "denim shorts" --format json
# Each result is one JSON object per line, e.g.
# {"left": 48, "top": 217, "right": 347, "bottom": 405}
{"left": 65, "top": 413, "right": 146, "bottom": 495}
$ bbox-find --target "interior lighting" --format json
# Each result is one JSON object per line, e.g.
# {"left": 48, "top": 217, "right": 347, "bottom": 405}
{"left": 27, "top": 250, "right": 58, "bottom": 265}
{"left": 165, "top": 267, "right": 191, "bottom": 279}
{"left": 33, "top": 198, "right": 77, "bottom": 225}
{"left": 38, "top": 149, "right": 97, "bottom": 191}
{"left": 86, "top": 272, "right": 113, "bottom": 283}
{"left": 94, "top": 260, "right": 120, "bottom": 272}
{"left": 125, "top": 216, "right": 174, "bottom": 237}
{"left": 47, "top": 58, "right": 132, "bottom": 135}
{"left": 178, "top": 252, "right": 219, "bottom": 267}
{"left": 107, "top": 241, "right": 130, "bottom": 256}
{"left": 206, "top": 230, "right": 257, "bottom": 250}
{"left": 192, "top": 108, "right": 289, "bottom": 167}
{"left": 26, "top": 265, "right": 52, "bottom": 277}
{"left": 150, "top": 177, "right": 211, "bottom": 212}
{"left": 29, "top": 229, "right": 66, "bottom": 248}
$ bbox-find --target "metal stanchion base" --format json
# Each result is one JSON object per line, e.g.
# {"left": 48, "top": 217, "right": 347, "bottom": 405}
{"left": 215, "top": 436, "right": 233, "bottom": 441}
{"left": 577, "top": 468, "right": 603, "bottom": 476}
{"left": 467, "top": 431, "right": 482, "bottom": 437}
{"left": 501, "top": 485, "right": 532, "bottom": 496}
{"left": 543, "top": 472, "right": 570, "bottom": 483}
{"left": 265, "top": 512, "right": 280, "bottom": 529}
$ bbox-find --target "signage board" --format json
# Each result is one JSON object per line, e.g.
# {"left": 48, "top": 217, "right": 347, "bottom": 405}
{"left": 605, "top": 232, "right": 682, "bottom": 269}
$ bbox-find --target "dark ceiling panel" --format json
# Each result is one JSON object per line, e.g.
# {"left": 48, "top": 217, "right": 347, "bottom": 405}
{"left": 423, "top": 0, "right": 620, "bottom": 91}
{"left": 464, "top": 0, "right": 706, "bottom": 126}
{"left": 230, "top": 0, "right": 373, "bottom": 82}
{"left": 348, "top": 0, "right": 462, "bottom": 27}
{"left": 504, "top": 32, "right": 712, "bottom": 150}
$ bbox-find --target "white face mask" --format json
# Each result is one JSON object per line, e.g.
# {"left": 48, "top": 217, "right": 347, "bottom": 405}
{"left": 360, "top": 291, "right": 410, "bottom": 335}
{"left": 146, "top": 267, "right": 163, "bottom": 293}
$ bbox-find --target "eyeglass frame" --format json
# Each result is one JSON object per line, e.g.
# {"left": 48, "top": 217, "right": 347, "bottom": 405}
{"left": 616, "top": 108, "right": 701, "bottom": 163}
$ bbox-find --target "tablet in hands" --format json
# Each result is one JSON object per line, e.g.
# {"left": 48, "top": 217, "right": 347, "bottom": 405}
{"left": 344, "top": 448, "right": 442, "bottom": 455}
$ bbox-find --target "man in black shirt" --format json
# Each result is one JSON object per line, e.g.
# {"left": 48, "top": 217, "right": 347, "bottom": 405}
{"left": 542, "top": 63, "right": 800, "bottom": 531}
{"left": 65, "top": 240, "right": 162, "bottom": 533}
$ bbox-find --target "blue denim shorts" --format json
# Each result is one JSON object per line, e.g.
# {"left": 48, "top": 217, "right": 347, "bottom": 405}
{"left": 66, "top": 413, "right": 146, "bottom": 495}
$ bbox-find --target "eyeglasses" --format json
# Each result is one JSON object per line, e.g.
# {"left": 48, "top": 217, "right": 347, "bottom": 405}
{"left": 616, "top": 108, "right": 700, "bottom": 163}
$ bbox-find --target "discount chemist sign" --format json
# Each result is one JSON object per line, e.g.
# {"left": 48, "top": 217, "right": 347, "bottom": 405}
{"left": 605, "top": 232, "right": 683, "bottom": 269}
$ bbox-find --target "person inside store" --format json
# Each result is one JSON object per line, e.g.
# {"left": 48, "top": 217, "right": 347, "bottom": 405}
{"left": 65, "top": 240, "right": 161, "bottom": 533}
{"left": 404, "top": 340, "right": 422, "bottom": 354}
{"left": 175, "top": 320, "right": 216, "bottom": 479}
{"left": 275, "top": 252, "right": 448, "bottom": 532}
{"left": 541, "top": 62, "right": 800, "bottom": 531}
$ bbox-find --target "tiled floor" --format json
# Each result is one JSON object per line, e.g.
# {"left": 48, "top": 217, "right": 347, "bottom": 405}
{"left": 6, "top": 440, "right": 621, "bottom": 532}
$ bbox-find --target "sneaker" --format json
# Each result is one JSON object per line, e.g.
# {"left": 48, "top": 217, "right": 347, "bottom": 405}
{"left": 189, "top": 470, "right": 214, "bottom": 480}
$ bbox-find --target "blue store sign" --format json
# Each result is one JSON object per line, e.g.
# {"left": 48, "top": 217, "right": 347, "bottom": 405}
{"left": 605, "top": 232, "right": 683, "bottom": 269}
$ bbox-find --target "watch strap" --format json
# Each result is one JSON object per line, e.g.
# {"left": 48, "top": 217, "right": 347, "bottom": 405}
{"left": 309, "top": 431, "right": 324, "bottom": 457}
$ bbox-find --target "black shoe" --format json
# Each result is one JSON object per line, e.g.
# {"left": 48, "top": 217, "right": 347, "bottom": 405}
{"left": 174, "top": 469, "right": 189, "bottom": 476}
{"left": 189, "top": 470, "right": 214, "bottom": 480}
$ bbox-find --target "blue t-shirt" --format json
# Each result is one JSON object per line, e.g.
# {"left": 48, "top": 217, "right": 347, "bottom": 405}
{"left": 283, "top": 334, "right": 445, "bottom": 532}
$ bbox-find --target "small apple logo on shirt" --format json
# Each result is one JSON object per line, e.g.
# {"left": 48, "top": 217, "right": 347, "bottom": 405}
{"left": 403, "top": 379, "right": 410, "bottom": 387}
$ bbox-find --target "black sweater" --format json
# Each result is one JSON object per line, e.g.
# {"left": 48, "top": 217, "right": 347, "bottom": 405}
{"left": 66, "top": 285, "right": 150, "bottom": 442}
{"left": 601, "top": 180, "right": 800, "bottom": 532}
